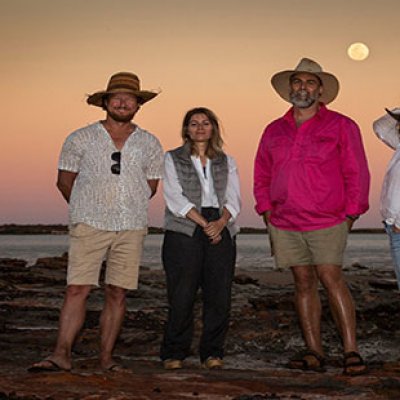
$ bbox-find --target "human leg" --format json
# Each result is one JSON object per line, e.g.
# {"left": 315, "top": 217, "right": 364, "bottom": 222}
{"left": 268, "top": 225, "right": 325, "bottom": 369}
{"left": 305, "top": 222, "right": 366, "bottom": 373}
{"left": 100, "top": 229, "right": 146, "bottom": 369}
{"left": 291, "top": 265, "right": 324, "bottom": 357}
{"left": 200, "top": 227, "right": 236, "bottom": 363}
{"left": 160, "top": 230, "right": 203, "bottom": 362}
{"left": 29, "top": 224, "right": 112, "bottom": 372}
{"left": 316, "top": 264, "right": 357, "bottom": 352}
{"left": 316, "top": 264, "right": 367, "bottom": 375}
{"left": 29, "top": 284, "right": 92, "bottom": 371}
{"left": 99, "top": 284, "right": 127, "bottom": 369}
{"left": 53, "top": 284, "right": 92, "bottom": 363}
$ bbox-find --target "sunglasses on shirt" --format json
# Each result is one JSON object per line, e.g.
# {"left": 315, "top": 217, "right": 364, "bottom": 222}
{"left": 111, "top": 151, "right": 121, "bottom": 175}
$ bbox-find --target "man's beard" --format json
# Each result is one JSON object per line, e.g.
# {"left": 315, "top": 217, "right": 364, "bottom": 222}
{"left": 290, "top": 89, "right": 319, "bottom": 108}
{"left": 107, "top": 109, "right": 136, "bottom": 123}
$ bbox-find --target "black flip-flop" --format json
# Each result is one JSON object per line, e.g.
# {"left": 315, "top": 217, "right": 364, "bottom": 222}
{"left": 28, "top": 359, "right": 70, "bottom": 373}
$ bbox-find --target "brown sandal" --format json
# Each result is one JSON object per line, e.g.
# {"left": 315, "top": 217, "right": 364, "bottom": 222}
{"left": 343, "top": 351, "right": 368, "bottom": 376}
{"left": 287, "top": 350, "right": 326, "bottom": 373}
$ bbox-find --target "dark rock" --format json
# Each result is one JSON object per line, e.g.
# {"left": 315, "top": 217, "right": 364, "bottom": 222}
{"left": 0, "top": 255, "right": 399, "bottom": 399}
{"left": 234, "top": 274, "right": 259, "bottom": 285}
{"left": 33, "top": 252, "right": 68, "bottom": 269}
{"left": 368, "top": 278, "right": 398, "bottom": 290}
{"left": 351, "top": 262, "right": 368, "bottom": 269}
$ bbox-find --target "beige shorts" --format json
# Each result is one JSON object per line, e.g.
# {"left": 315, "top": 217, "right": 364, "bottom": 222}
{"left": 268, "top": 222, "right": 348, "bottom": 269}
{"left": 67, "top": 223, "right": 147, "bottom": 290}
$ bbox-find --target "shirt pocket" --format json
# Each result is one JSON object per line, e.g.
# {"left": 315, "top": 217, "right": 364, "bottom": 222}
{"left": 307, "top": 132, "right": 338, "bottom": 163}
{"left": 267, "top": 137, "right": 292, "bottom": 164}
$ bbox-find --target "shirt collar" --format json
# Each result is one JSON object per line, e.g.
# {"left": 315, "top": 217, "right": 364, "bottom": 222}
{"left": 283, "top": 102, "right": 328, "bottom": 123}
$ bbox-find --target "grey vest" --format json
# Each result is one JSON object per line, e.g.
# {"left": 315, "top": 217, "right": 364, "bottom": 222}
{"left": 164, "top": 143, "right": 238, "bottom": 237}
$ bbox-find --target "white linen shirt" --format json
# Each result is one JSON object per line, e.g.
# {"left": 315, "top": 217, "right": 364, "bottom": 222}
{"left": 373, "top": 109, "right": 400, "bottom": 228}
{"left": 58, "top": 122, "right": 163, "bottom": 231}
{"left": 163, "top": 152, "right": 241, "bottom": 220}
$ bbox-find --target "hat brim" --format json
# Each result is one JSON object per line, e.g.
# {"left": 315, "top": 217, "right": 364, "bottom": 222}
{"left": 385, "top": 108, "right": 400, "bottom": 122}
{"left": 373, "top": 111, "right": 400, "bottom": 145}
{"left": 271, "top": 70, "right": 340, "bottom": 105}
{"left": 87, "top": 88, "right": 158, "bottom": 107}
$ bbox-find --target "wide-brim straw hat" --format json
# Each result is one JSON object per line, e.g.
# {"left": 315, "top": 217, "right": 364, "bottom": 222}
{"left": 271, "top": 58, "right": 340, "bottom": 105}
{"left": 87, "top": 72, "right": 158, "bottom": 107}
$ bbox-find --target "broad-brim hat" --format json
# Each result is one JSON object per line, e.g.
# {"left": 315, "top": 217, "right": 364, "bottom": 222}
{"left": 373, "top": 108, "right": 400, "bottom": 148}
{"left": 87, "top": 72, "right": 158, "bottom": 107}
{"left": 271, "top": 58, "right": 340, "bottom": 104}
{"left": 386, "top": 108, "right": 400, "bottom": 122}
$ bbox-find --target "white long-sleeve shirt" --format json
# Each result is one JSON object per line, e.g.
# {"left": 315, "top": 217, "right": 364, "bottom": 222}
{"left": 373, "top": 109, "right": 400, "bottom": 228}
{"left": 163, "top": 152, "right": 241, "bottom": 220}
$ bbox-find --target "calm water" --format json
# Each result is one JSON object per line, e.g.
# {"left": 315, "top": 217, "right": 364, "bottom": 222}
{"left": 0, "top": 233, "right": 392, "bottom": 271}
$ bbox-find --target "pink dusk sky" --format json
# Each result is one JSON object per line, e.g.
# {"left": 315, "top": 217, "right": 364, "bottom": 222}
{"left": 1, "top": 0, "right": 399, "bottom": 228}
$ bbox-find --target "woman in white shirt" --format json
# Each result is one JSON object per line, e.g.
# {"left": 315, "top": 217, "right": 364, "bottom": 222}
{"left": 373, "top": 107, "right": 400, "bottom": 290}
{"left": 160, "top": 107, "right": 241, "bottom": 370}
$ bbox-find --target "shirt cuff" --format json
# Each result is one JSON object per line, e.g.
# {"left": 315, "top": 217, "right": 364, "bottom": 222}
{"left": 224, "top": 204, "right": 238, "bottom": 221}
{"left": 255, "top": 203, "right": 271, "bottom": 215}
{"left": 391, "top": 217, "right": 400, "bottom": 230}
{"left": 386, "top": 219, "right": 400, "bottom": 230}
{"left": 385, "top": 217, "right": 395, "bottom": 226}
{"left": 180, "top": 203, "right": 195, "bottom": 218}
{"left": 58, "top": 164, "right": 79, "bottom": 173}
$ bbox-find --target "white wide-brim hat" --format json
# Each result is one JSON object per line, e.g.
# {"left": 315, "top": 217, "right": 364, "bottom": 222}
{"left": 373, "top": 108, "right": 400, "bottom": 148}
{"left": 271, "top": 58, "right": 340, "bottom": 105}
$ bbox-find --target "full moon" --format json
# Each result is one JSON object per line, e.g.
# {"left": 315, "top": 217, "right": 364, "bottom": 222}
{"left": 347, "top": 42, "right": 370, "bottom": 61}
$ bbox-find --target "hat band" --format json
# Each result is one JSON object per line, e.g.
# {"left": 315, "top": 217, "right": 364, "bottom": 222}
{"left": 108, "top": 83, "right": 140, "bottom": 92}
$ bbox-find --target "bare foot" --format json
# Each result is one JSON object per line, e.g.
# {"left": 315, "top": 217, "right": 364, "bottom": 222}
{"left": 102, "top": 363, "right": 130, "bottom": 372}
{"left": 100, "top": 355, "right": 130, "bottom": 372}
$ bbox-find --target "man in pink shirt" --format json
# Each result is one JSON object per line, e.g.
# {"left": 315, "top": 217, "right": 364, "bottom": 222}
{"left": 254, "top": 58, "right": 370, "bottom": 375}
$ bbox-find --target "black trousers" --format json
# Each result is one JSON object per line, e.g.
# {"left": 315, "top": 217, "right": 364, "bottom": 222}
{"left": 160, "top": 208, "right": 236, "bottom": 362}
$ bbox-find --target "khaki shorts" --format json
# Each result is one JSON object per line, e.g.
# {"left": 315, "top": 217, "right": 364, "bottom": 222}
{"left": 67, "top": 223, "right": 147, "bottom": 290}
{"left": 268, "top": 222, "right": 348, "bottom": 269}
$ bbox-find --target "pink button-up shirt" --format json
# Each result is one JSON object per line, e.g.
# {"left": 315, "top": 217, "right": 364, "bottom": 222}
{"left": 253, "top": 104, "right": 370, "bottom": 231}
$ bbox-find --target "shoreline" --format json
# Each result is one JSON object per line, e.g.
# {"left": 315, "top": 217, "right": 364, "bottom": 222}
{"left": 0, "top": 224, "right": 386, "bottom": 235}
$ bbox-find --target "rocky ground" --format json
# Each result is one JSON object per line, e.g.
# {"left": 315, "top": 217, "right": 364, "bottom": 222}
{"left": 0, "top": 254, "right": 400, "bottom": 399}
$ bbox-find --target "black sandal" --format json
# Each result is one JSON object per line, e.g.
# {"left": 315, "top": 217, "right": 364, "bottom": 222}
{"left": 287, "top": 350, "right": 326, "bottom": 373}
{"left": 343, "top": 351, "right": 368, "bottom": 376}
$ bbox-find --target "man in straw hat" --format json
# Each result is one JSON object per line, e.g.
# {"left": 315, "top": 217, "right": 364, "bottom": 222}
{"left": 29, "top": 72, "right": 163, "bottom": 372}
{"left": 254, "top": 58, "right": 370, "bottom": 375}
{"left": 373, "top": 107, "right": 400, "bottom": 290}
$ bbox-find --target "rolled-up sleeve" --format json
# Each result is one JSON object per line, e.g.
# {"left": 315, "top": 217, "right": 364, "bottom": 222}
{"left": 58, "top": 133, "right": 82, "bottom": 173}
{"left": 224, "top": 156, "right": 241, "bottom": 220}
{"left": 163, "top": 152, "right": 195, "bottom": 217}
